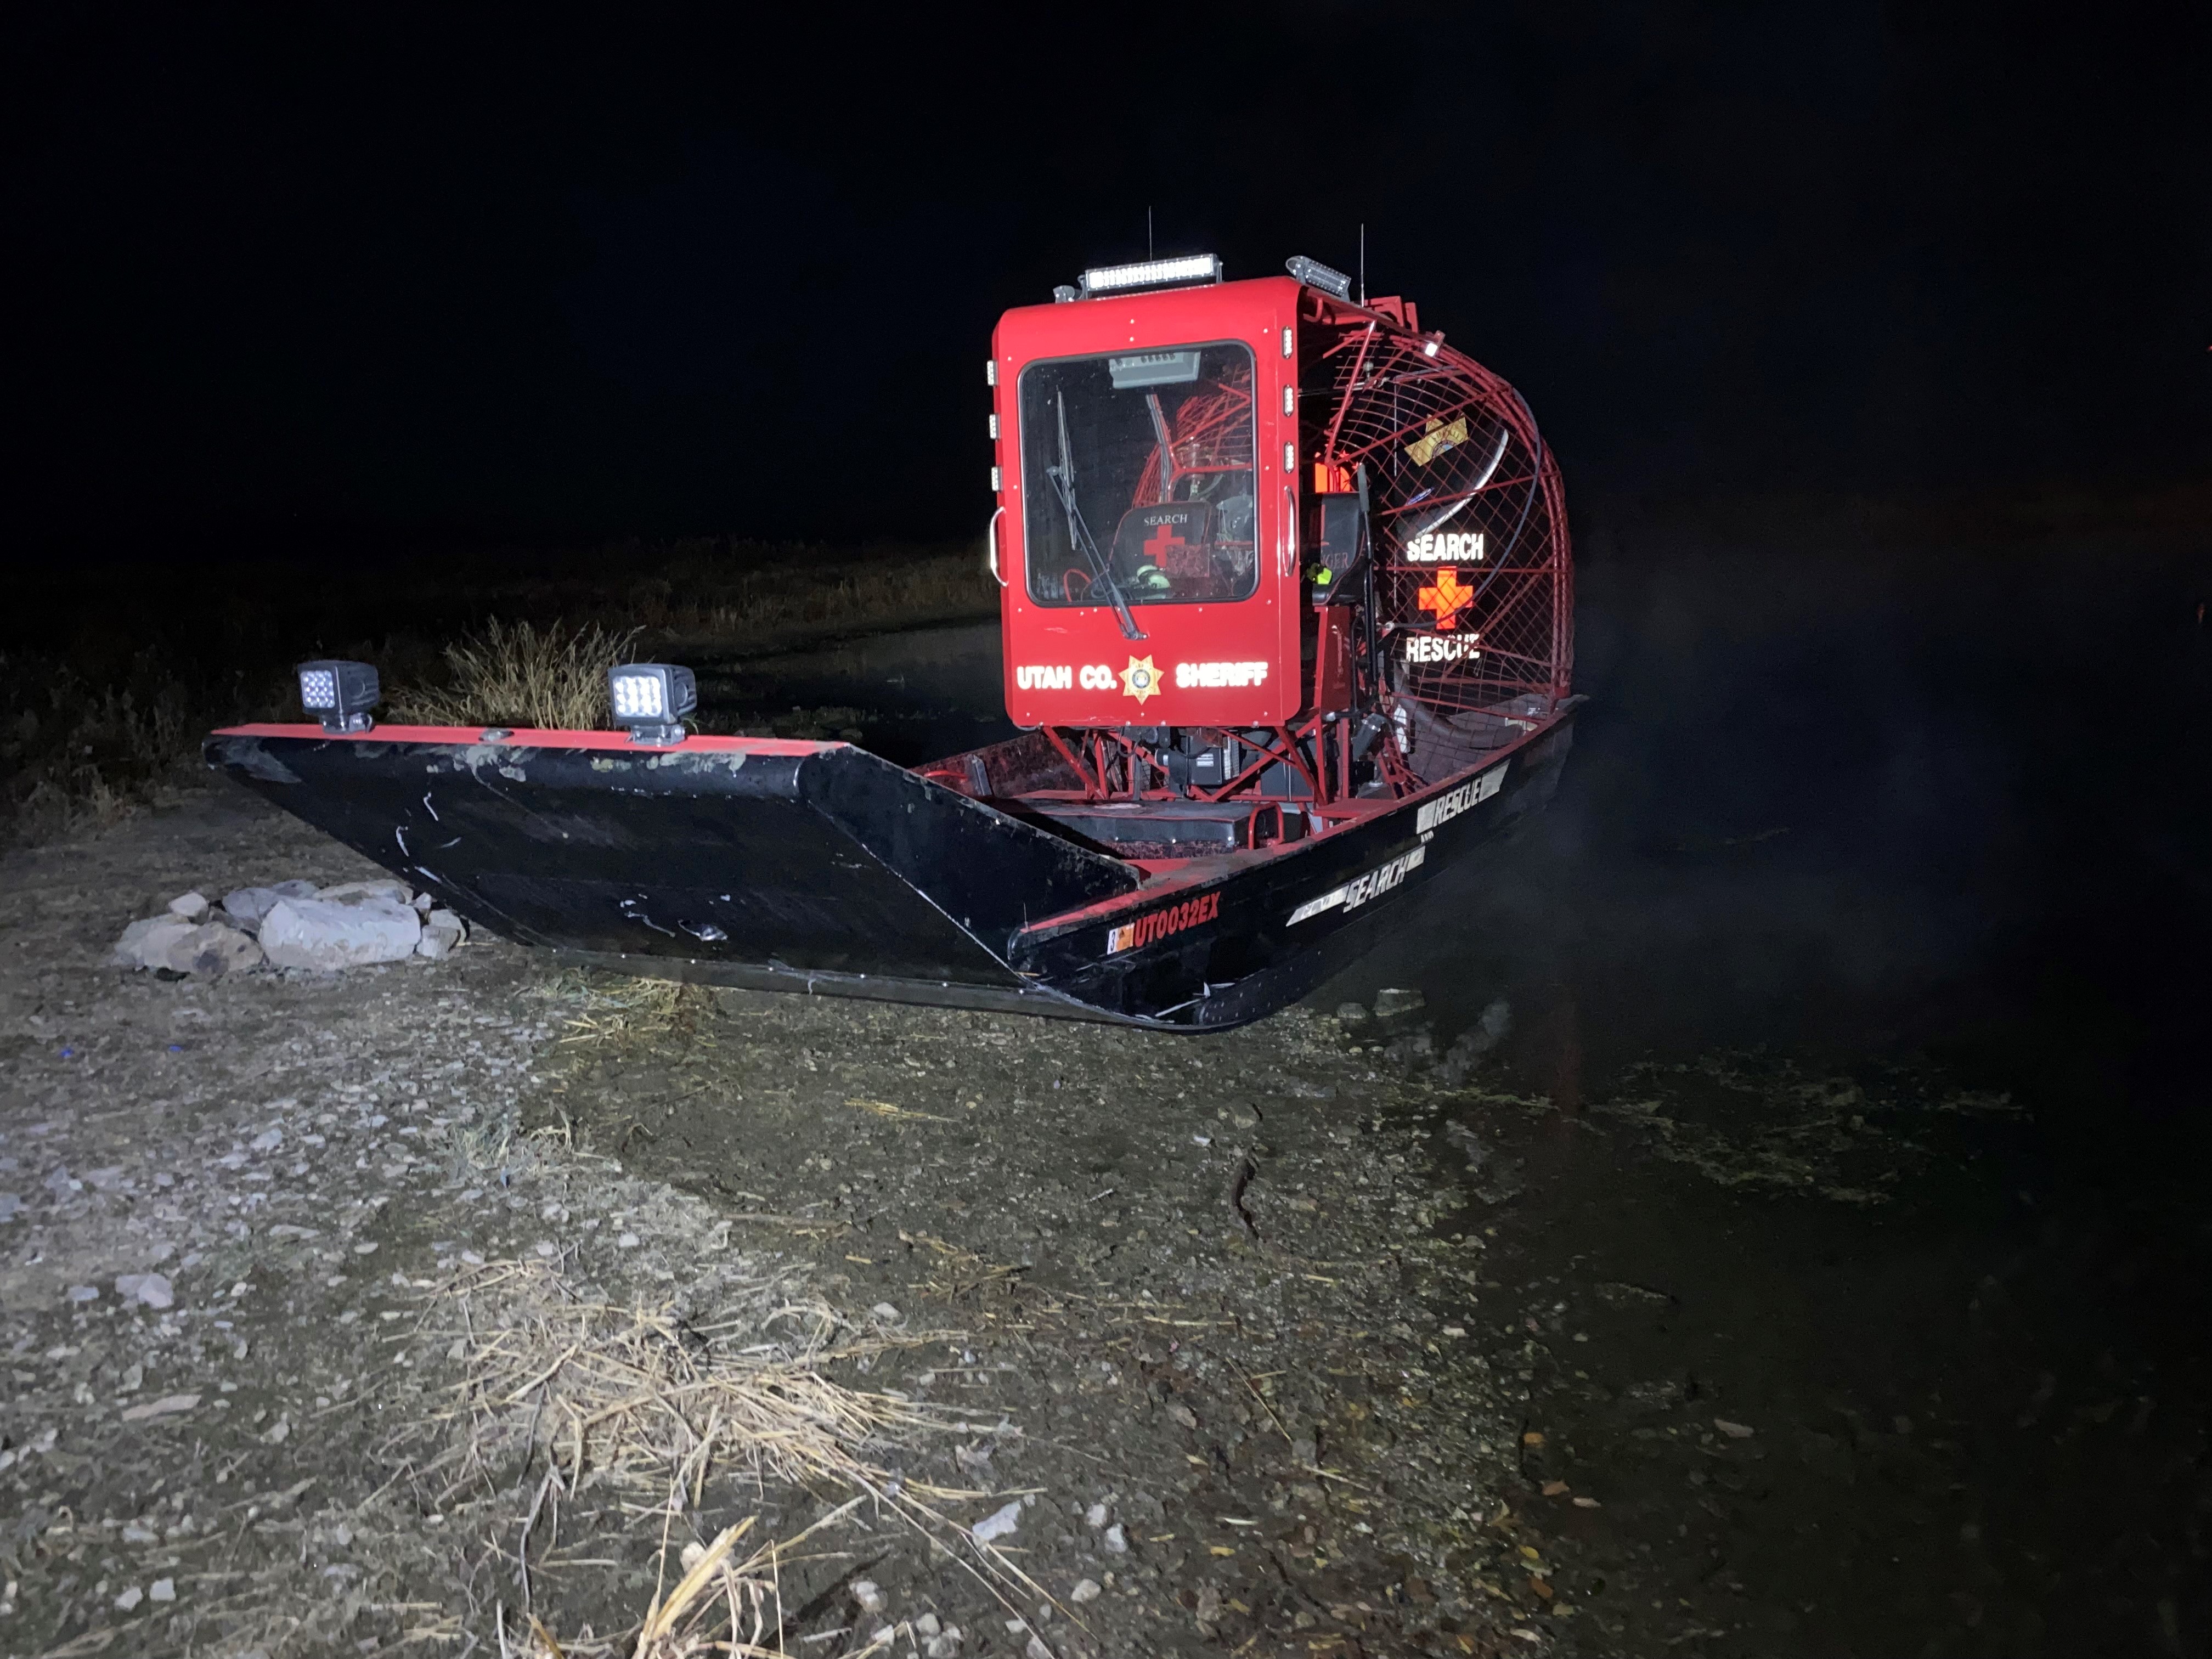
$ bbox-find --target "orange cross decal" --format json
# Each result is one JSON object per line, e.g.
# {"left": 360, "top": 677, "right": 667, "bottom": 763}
{"left": 1418, "top": 566, "right": 1474, "bottom": 630}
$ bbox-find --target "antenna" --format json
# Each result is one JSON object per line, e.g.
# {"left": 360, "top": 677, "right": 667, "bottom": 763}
{"left": 1147, "top": 206, "right": 1154, "bottom": 260}
{"left": 1358, "top": 223, "right": 1366, "bottom": 304}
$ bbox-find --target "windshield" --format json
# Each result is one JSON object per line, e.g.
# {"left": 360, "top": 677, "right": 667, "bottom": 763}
{"left": 1018, "top": 341, "right": 1257, "bottom": 609}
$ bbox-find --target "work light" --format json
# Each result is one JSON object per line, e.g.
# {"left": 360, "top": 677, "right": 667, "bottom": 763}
{"left": 1078, "top": 253, "right": 1221, "bottom": 297}
{"left": 1285, "top": 255, "right": 1352, "bottom": 298}
{"left": 607, "top": 663, "right": 697, "bottom": 747}
{"left": 297, "top": 659, "right": 380, "bottom": 734}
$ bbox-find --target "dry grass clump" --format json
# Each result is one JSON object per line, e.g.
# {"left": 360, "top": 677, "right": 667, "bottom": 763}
{"left": 417, "top": 1257, "right": 1035, "bottom": 1656}
{"left": 535, "top": 970, "right": 710, "bottom": 1051}
{"left": 436, "top": 1258, "right": 947, "bottom": 1499}
{"left": 625, "top": 1513, "right": 814, "bottom": 1659}
{"left": 389, "top": 617, "right": 642, "bottom": 731}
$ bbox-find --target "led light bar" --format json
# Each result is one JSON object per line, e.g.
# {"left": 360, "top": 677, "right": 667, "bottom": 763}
{"left": 297, "top": 659, "right": 380, "bottom": 734}
{"left": 1077, "top": 253, "right": 1222, "bottom": 297}
{"left": 1285, "top": 255, "right": 1352, "bottom": 298}
{"left": 607, "top": 662, "right": 697, "bottom": 747}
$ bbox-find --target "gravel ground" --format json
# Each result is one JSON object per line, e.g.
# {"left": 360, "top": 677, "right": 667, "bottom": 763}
{"left": 1, "top": 787, "right": 1587, "bottom": 1659}
{"left": 19, "top": 786, "right": 2157, "bottom": 1658}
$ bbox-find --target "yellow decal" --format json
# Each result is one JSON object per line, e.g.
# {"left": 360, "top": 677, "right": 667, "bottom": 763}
{"left": 1405, "top": 415, "right": 1469, "bottom": 467}
{"left": 1120, "top": 655, "right": 1161, "bottom": 704}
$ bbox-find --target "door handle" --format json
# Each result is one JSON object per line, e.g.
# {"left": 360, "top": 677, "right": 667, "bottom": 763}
{"left": 986, "top": 505, "right": 1008, "bottom": 589}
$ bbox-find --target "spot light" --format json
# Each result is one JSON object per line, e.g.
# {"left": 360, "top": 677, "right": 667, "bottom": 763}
{"left": 297, "top": 659, "right": 380, "bottom": 734}
{"left": 608, "top": 663, "right": 697, "bottom": 747}
{"left": 1284, "top": 255, "right": 1352, "bottom": 298}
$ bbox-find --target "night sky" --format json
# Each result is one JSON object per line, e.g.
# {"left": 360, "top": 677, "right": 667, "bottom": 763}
{"left": 9, "top": 4, "right": 2208, "bottom": 557}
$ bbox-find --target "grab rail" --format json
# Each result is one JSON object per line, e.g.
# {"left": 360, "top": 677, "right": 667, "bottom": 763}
{"left": 986, "top": 505, "right": 1008, "bottom": 589}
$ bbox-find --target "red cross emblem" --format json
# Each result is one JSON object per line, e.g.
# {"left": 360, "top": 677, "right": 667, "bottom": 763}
{"left": 1418, "top": 566, "right": 1474, "bottom": 629}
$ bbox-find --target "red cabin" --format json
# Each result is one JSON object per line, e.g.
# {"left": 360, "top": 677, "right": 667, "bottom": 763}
{"left": 985, "top": 252, "right": 1571, "bottom": 829}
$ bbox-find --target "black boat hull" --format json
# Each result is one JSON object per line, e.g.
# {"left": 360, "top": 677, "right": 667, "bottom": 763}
{"left": 204, "top": 713, "right": 1573, "bottom": 1029}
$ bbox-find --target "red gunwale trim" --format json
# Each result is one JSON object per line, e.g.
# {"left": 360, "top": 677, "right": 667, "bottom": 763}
{"left": 212, "top": 723, "right": 839, "bottom": 759}
{"left": 1018, "top": 712, "right": 1567, "bottom": 937}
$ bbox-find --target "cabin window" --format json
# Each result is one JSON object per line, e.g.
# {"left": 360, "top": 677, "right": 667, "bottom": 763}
{"left": 1017, "top": 341, "right": 1258, "bottom": 608}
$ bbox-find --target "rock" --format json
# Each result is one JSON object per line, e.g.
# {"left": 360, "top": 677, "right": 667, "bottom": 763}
{"left": 1334, "top": 1001, "right": 1370, "bottom": 1024}
{"left": 259, "top": 895, "right": 421, "bottom": 970}
{"left": 971, "top": 1499, "right": 1023, "bottom": 1543}
{"left": 679, "top": 1541, "right": 707, "bottom": 1570}
{"left": 1622, "top": 1378, "right": 1684, "bottom": 1412}
{"left": 66, "top": 1284, "right": 99, "bottom": 1302}
{"left": 114, "top": 1585, "right": 144, "bottom": 1611}
{"left": 1437, "top": 998, "right": 1512, "bottom": 1086}
{"left": 1025, "top": 1637, "right": 1053, "bottom": 1659}
{"left": 219, "top": 882, "right": 318, "bottom": 932}
{"left": 1373, "top": 986, "right": 1425, "bottom": 1019}
{"left": 1084, "top": 1501, "right": 1109, "bottom": 1528}
{"left": 871, "top": 1301, "right": 902, "bottom": 1322}
{"left": 115, "top": 913, "right": 264, "bottom": 975}
{"left": 317, "top": 878, "right": 414, "bottom": 905}
{"left": 1101, "top": 1522, "right": 1127, "bottom": 1553}
{"left": 915, "top": 1613, "right": 941, "bottom": 1637}
{"left": 926, "top": 1630, "right": 963, "bottom": 1658}
{"left": 115, "top": 1272, "right": 175, "bottom": 1310}
{"left": 120, "top": 1392, "right": 199, "bottom": 1421}
{"left": 1714, "top": 1418, "right": 1756, "bottom": 1438}
{"left": 1070, "top": 1578, "right": 1102, "bottom": 1604}
{"left": 166, "top": 891, "right": 210, "bottom": 921}
{"left": 850, "top": 1578, "right": 887, "bottom": 1616}
{"left": 1165, "top": 1400, "right": 1198, "bottom": 1430}
{"left": 172, "top": 924, "right": 264, "bottom": 977}
{"left": 251, "top": 1128, "right": 283, "bottom": 1152}
{"left": 0, "top": 1193, "right": 19, "bottom": 1223}
{"left": 111, "top": 916, "right": 198, "bottom": 969}
{"left": 416, "top": 909, "right": 466, "bottom": 959}
{"left": 1444, "top": 1122, "right": 1489, "bottom": 1172}
{"left": 149, "top": 1579, "right": 175, "bottom": 1602}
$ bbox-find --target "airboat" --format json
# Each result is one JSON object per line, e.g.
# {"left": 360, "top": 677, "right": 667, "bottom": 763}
{"left": 207, "top": 252, "right": 1577, "bottom": 1028}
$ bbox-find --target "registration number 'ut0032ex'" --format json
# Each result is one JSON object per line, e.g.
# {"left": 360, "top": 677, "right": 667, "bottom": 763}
{"left": 1105, "top": 890, "right": 1221, "bottom": 955}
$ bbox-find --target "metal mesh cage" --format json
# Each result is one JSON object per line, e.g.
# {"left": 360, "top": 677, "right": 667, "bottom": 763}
{"left": 1305, "top": 304, "right": 1572, "bottom": 747}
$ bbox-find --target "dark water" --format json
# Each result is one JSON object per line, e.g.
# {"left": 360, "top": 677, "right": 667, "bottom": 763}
{"left": 1345, "top": 531, "right": 2212, "bottom": 1657}
{"left": 727, "top": 528, "right": 2212, "bottom": 1655}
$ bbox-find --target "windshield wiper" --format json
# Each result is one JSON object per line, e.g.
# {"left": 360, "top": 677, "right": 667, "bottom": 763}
{"left": 1048, "top": 391, "right": 1145, "bottom": 642}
